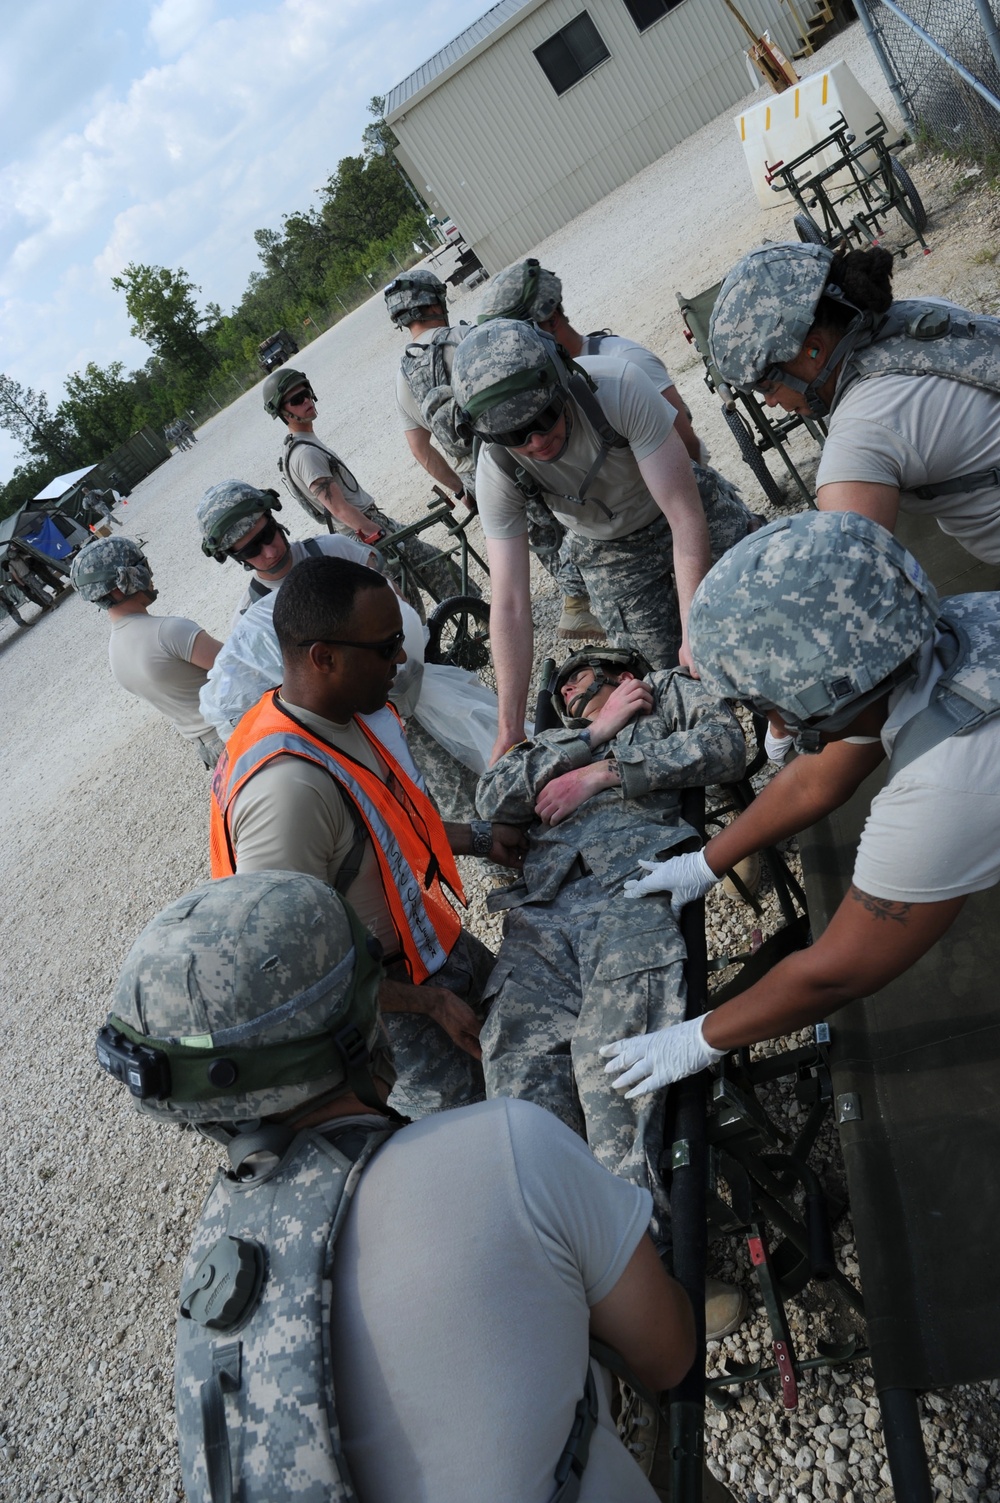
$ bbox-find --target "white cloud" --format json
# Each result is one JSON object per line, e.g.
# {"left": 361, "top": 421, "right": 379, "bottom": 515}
{"left": 148, "top": 0, "right": 216, "bottom": 58}
{"left": 0, "top": 0, "right": 491, "bottom": 481}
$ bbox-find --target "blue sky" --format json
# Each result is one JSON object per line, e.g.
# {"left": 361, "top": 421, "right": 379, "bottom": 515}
{"left": 0, "top": 0, "right": 491, "bottom": 484}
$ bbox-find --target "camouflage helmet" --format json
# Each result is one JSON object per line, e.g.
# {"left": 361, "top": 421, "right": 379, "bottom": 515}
{"left": 688, "top": 512, "right": 939, "bottom": 752}
{"left": 70, "top": 536, "right": 155, "bottom": 608}
{"left": 708, "top": 243, "right": 877, "bottom": 416}
{"left": 553, "top": 645, "right": 651, "bottom": 725}
{"left": 708, "top": 242, "right": 835, "bottom": 392}
{"left": 477, "top": 259, "right": 562, "bottom": 325}
{"left": 384, "top": 269, "right": 448, "bottom": 327}
{"left": 262, "top": 367, "right": 314, "bottom": 421}
{"left": 451, "top": 319, "right": 569, "bottom": 437}
{"left": 197, "top": 480, "right": 282, "bottom": 562}
{"left": 96, "top": 872, "right": 393, "bottom": 1128}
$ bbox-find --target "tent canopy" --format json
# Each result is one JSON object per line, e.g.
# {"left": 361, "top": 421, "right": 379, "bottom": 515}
{"left": 33, "top": 463, "right": 96, "bottom": 501}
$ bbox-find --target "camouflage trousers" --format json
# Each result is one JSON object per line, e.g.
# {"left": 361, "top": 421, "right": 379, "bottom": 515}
{"left": 384, "top": 928, "right": 495, "bottom": 1119}
{"left": 567, "top": 465, "right": 756, "bottom": 668}
{"left": 405, "top": 718, "right": 479, "bottom": 821}
{"left": 481, "top": 873, "right": 686, "bottom": 1239}
{"left": 525, "top": 496, "right": 588, "bottom": 597}
{"left": 191, "top": 728, "right": 226, "bottom": 771}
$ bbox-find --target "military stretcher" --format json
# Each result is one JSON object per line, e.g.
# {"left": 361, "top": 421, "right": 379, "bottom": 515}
{"left": 676, "top": 280, "right": 826, "bottom": 510}
{"left": 535, "top": 515, "right": 1000, "bottom": 1498}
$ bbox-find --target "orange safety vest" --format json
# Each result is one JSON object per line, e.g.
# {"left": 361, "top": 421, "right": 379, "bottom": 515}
{"left": 210, "top": 691, "right": 465, "bottom": 984}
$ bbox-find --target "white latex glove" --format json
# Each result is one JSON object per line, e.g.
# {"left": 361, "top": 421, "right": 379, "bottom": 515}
{"left": 622, "top": 849, "right": 718, "bottom": 917}
{"left": 600, "top": 1016, "right": 725, "bottom": 1097}
{"left": 764, "top": 726, "right": 794, "bottom": 765}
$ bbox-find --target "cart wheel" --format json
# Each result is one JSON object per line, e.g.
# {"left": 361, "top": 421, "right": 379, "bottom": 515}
{"left": 793, "top": 213, "right": 826, "bottom": 245}
{"left": 721, "top": 407, "right": 788, "bottom": 508}
{"left": 890, "top": 156, "right": 928, "bottom": 233}
{"left": 426, "top": 595, "right": 494, "bottom": 690}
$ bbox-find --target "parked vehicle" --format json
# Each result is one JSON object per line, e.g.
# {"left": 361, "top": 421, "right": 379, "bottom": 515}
{"left": 257, "top": 329, "right": 300, "bottom": 372}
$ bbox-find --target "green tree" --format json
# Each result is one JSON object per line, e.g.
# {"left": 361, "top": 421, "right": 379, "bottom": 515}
{"left": 0, "top": 374, "right": 81, "bottom": 468}
{"left": 0, "top": 455, "right": 55, "bottom": 522}
{"left": 58, "top": 361, "right": 139, "bottom": 455}
{"left": 319, "top": 152, "right": 416, "bottom": 260}
{"left": 110, "top": 263, "right": 215, "bottom": 378}
{"left": 362, "top": 95, "right": 397, "bottom": 158}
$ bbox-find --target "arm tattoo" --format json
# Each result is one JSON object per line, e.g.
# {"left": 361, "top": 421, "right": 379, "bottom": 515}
{"left": 312, "top": 476, "right": 341, "bottom": 501}
{"left": 849, "top": 884, "right": 913, "bottom": 925}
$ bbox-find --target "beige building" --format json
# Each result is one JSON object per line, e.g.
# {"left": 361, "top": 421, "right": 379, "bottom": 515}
{"left": 385, "top": 0, "right": 802, "bottom": 273}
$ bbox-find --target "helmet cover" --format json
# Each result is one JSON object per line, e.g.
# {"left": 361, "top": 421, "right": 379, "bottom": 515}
{"left": 197, "top": 480, "right": 282, "bottom": 558}
{"left": 451, "top": 319, "right": 568, "bottom": 433}
{"left": 688, "top": 511, "right": 939, "bottom": 734}
{"left": 477, "top": 259, "right": 562, "bottom": 325}
{"left": 101, "top": 871, "right": 391, "bottom": 1126}
{"left": 708, "top": 242, "right": 835, "bottom": 391}
{"left": 71, "top": 536, "right": 155, "bottom": 607}
{"left": 384, "top": 269, "right": 448, "bottom": 327}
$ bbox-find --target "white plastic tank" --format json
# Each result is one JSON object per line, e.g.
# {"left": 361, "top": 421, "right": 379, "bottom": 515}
{"left": 738, "top": 60, "right": 888, "bottom": 210}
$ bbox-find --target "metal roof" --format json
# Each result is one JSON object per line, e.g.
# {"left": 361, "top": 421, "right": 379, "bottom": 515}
{"left": 385, "top": 0, "right": 534, "bottom": 118}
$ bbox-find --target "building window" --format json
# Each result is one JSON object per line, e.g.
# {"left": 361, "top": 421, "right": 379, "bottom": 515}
{"left": 534, "top": 12, "right": 610, "bottom": 95}
{"left": 622, "top": 0, "right": 681, "bottom": 30}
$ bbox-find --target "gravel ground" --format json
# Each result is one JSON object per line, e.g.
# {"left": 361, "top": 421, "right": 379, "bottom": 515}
{"left": 3, "top": 18, "right": 1000, "bottom": 1501}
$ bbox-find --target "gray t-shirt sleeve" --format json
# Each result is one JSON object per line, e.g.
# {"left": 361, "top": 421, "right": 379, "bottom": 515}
{"left": 595, "top": 336, "right": 672, "bottom": 393}
{"left": 505, "top": 1098, "right": 652, "bottom": 1304}
{"left": 156, "top": 615, "right": 202, "bottom": 662}
{"left": 475, "top": 444, "right": 530, "bottom": 540}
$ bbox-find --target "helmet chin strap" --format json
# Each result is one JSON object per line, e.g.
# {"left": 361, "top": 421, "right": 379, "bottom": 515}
{"left": 779, "top": 309, "right": 878, "bottom": 416}
{"left": 566, "top": 667, "right": 618, "bottom": 720}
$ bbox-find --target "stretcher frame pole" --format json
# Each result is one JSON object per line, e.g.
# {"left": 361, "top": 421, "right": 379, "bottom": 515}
{"left": 666, "top": 787, "right": 710, "bottom": 1501}
{"left": 879, "top": 1387, "right": 933, "bottom": 1501}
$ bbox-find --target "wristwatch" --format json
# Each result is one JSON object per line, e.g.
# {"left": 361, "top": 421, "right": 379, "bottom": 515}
{"left": 470, "top": 820, "right": 494, "bottom": 857}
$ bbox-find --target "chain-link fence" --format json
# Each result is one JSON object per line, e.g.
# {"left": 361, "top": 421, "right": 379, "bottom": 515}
{"left": 855, "top": 0, "right": 1000, "bottom": 159}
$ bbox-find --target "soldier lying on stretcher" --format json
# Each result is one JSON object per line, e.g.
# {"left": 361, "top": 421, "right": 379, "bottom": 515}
{"left": 475, "top": 647, "right": 749, "bottom": 1339}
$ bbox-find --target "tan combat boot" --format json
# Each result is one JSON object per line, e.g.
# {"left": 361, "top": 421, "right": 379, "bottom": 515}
{"left": 705, "top": 1276, "right": 749, "bottom": 1341}
{"left": 722, "top": 853, "right": 761, "bottom": 901}
{"left": 557, "top": 595, "right": 606, "bottom": 640}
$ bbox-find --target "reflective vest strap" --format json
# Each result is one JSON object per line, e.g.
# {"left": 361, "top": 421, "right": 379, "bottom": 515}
{"left": 354, "top": 712, "right": 466, "bottom": 903}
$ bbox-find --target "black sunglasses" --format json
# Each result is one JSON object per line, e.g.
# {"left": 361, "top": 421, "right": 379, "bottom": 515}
{"left": 229, "top": 515, "right": 281, "bottom": 562}
{"left": 298, "top": 630, "right": 406, "bottom": 661}
{"left": 477, "top": 390, "right": 568, "bottom": 449}
{"left": 283, "top": 388, "right": 313, "bottom": 408}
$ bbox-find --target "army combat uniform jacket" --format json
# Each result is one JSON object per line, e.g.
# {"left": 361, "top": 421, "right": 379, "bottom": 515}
{"left": 474, "top": 668, "right": 744, "bottom": 1244}
{"left": 476, "top": 668, "right": 746, "bottom": 907}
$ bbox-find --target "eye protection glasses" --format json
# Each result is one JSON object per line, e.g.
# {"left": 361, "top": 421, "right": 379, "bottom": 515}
{"left": 228, "top": 516, "right": 282, "bottom": 562}
{"left": 477, "top": 390, "right": 568, "bottom": 449}
{"left": 297, "top": 630, "right": 406, "bottom": 661}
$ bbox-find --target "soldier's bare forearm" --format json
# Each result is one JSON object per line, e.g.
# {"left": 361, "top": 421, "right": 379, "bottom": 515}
{"left": 311, "top": 477, "right": 369, "bottom": 530}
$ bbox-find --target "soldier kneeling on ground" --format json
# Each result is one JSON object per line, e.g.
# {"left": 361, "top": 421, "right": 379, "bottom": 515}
{"left": 95, "top": 870, "right": 696, "bottom": 1502}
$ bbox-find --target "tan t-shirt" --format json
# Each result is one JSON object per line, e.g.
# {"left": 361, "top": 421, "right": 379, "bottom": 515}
{"left": 228, "top": 700, "right": 397, "bottom": 952}
{"left": 475, "top": 357, "right": 676, "bottom": 542}
{"left": 819, "top": 372, "right": 1000, "bottom": 563}
{"left": 107, "top": 613, "right": 214, "bottom": 740}
{"left": 285, "top": 433, "right": 378, "bottom": 515}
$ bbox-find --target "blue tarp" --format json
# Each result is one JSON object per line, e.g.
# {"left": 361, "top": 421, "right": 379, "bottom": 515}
{"left": 21, "top": 516, "right": 74, "bottom": 561}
